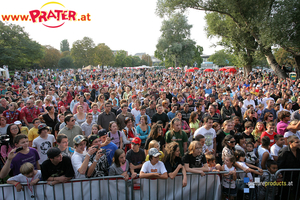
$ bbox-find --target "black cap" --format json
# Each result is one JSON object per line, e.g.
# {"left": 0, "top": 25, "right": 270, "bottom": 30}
{"left": 98, "top": 129, "right": 107, "bottom": 137}
{"left": 88, "top": 134, "right": 99, "bottom": 144}
{"left": 47, "top": 147, "right": 61, "bottom": 159}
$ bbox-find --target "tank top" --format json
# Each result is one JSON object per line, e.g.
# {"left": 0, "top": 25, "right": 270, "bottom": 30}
{"left": 222, "top": 165, "right": 236, "bottom": 189}
{"left": 258, "top": 145, "right": 273, "bottom": 169}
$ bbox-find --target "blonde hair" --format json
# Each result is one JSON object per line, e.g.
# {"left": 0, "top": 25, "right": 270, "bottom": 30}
{"left": 188, "top": 141, "right": 201, "bottom": 155}
{"left": 149, "top": 140, "right": 160, "bottom": 149}
{"left": 20, "top": 162, "right": 34, "bottom": 175}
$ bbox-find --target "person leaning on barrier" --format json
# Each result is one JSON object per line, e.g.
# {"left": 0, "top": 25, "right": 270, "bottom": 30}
{"left": 163, "top": 142, "right": 187, "bottom": 187}
{"left": 41, "top": 147, "right": 74, "bottom": 186}
{"left": 71, "top": 135, "right": 98, "bottom": 179}
{"left": 139, "top": 148, "right": 168, "bottom": 179}
{"left": 109, "top": 149, "right": 130, "bottom": 180}
{"left": 86, "top": 134, "right": 109, "bottom": 177}
{"left": 183, "top": 141, "right": 209, "bottom": 176}
{"left": 126, "top": 137, "right": 145, "bottom": 178}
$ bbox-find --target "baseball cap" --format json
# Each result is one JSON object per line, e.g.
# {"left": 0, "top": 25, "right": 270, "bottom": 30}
{"left": 38, "top": 124, "right": 49, "bottom": 133}
{"left": 14, "top": 121, "right": 22, "bottom": 125}
{"left": 73, "top": 135, "right": 87, "bottom": 145}
{"left": 131, "top": 137, "right": 141, "bottom": 145}
{"left": 88, "top": 134, "right": 99, "bottom": 144}
{"left": 132, "top": 95, "right": 137, "bottom": 98}
{"left": 47, "top": 147, "right": 61, "bottom": 159}
{"left": 98, "top": 129, "right": 107, "bottom": 137}
{"left": 148, "top": 148, "right": 161, "bottom": 157}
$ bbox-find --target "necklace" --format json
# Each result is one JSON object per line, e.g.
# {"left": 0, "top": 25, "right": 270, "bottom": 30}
{"left": 9, "top": 110, "right": 16, "bottom": 120}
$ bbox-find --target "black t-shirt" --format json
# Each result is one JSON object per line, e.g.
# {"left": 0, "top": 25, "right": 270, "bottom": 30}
{"left": 183, "top": 153, "right": 207, "bottom": 168}
{"left": 152, "top": 113, "right": 169, "bottom": 127}
{"left": 144, "top": 136, "right": 166, "bottom": 151}
{"left": 41, "top": 156, "right": 74, "bottom": 181}
{"left": 216, "top": 130, "right": 235, "bottom": 153}
{"left": 242, "top": 132, "right": 255, "bottom": 144}
{"left": 164, "top": 156, "right": 183, "bottom": 173}
{"left": 126, "top": 149, "right": 145, "bottom": 173}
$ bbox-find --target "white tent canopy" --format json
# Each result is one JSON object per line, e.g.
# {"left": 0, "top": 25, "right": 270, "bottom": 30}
{"left": 123, "top": 65, "right": 153, "bottom": 69}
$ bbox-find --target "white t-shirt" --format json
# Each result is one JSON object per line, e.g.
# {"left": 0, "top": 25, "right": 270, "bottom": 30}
{"left": 236, "top": 161, "right": 253, "bottom": 181}
{"left": 194, "top": 127, "right": 216, "bottom": 150}
{"left": 7, "top": 170, "right": 42, "bottom": 183}
{"left": 243, "top": 99, "right": 256, "bottom": 110}
{"left": 270, "top": 143, "right": 287, "bottom": 157}
{"left": 284, "top": 131, "right": 300, "bottom": 139}
{"left": 32, "top": 134, "right": 55, "bottom": 164}
{"left": 71, "top": 151, "right": 86, "bottom": 179}
{"left": 140, "top": 161, "right": 167, "bottom": 175}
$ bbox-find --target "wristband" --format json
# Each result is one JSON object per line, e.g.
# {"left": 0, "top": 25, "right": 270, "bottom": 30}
{"left": 86, "top": 153, "right": 91, "bottom": 157}
{"left": 15, "top": 182, "right": 20, "bottom": 187}
{"left": 94, "top": 159, "right": 99, "bottom": 163}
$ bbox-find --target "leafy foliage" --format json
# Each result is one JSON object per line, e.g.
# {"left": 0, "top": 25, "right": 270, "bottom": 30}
{"left": 141, "top": 54, "right": 153, "bottom": 66}
{"left": 58, "top": 56, "right": 75, "bottom": 69}
{"left": 155, "top": 13, "right": 199, "bottom": 67}
{"left": 39, "top": 45, "right": 61, "bottom": 69}
{"left": 60, "top": 39, "right": 70, "bottom": 52}
{"left": 0, "top": 22, "right": 44, "bottom": 69}
{"left": 207, "top": 50, "right": 237, "bottom": 67}
{"left": 70, "top": 37, "right": 95, "bottom": 68}
{"left": 93, "top": 43, "right": 115, "bottom": 67}
{"left": 113, "top": 50, "right": 127, "bottom": 67}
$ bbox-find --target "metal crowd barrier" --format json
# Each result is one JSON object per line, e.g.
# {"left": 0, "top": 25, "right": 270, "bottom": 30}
{"left": 1, "top": 169, "right": 298, "bottom": 200}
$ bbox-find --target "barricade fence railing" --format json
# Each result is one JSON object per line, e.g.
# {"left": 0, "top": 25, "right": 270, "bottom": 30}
{"left": 0, "top": 169, "right": 298, "bottom": 200}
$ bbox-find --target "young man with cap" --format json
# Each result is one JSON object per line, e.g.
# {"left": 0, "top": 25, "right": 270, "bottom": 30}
{"left": 71, "top": 135, "right": 97, "bottom": 179}
{"left": 139, "top": 148, "right": 168, "bottom": 179}
{"left": 41, "top": 147, "right": 74, "bottom": 186}
{"left": 86, "top": 134, "right": 109, "bottom": 177}
{"left": 98, "top": 129, "right": 118, "bottom": 166}
{"left": 32, "top": 124, "right": 56, "bottom": 164}
{"left": 126, "top": 137, "right": 145, "bottom": 178}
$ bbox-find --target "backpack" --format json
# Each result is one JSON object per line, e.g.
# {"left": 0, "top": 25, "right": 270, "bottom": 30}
{"left": 108, "top": 131, "right": 120, "bottom": 139}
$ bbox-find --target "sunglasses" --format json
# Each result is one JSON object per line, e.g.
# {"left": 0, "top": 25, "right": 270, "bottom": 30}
{"left": 268, "top": 116, "right": 273, "bottom": 117}
{"left": 71, "top": 119, "right": 75, "bottom": 122}
{"left": 228, "top": 140, "right": 236, "bottom": 144}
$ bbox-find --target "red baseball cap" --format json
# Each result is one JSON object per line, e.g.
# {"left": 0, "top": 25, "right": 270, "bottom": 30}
{"left": 131, "top": 137, "right": 141, "bottom": 145}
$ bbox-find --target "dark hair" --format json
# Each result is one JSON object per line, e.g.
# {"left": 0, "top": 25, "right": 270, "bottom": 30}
{"left": 287, "top": 135, "right": 299, "bottom": 144}
{"left": 149, "top": 123, "right": 162, "bottom": 139}
{"left": 124, "top": 117, "right": 132, "bottom": 125}
{"left": 266, "top": 160, "right": 277, "bottom": 168}
{"left": 46, "top": 106, "right": 54, "bottom": 112}
{"left": 113, "top": 149, "right": 125, "bottom": 167}
{"left": 244, "top": 121, "right": 253, "bottom": 129}
{"left": 222, "top": 135, "right": 235, "bottom": 148}
{"left": 274, "top": 134, "right": 283, "bottom": 141}
{"left": 203, "top": 116, "right": 213, "bottom": 123}
{"left": 261, "top": 136, "right": 270, "bottom": 147}
{"left": 234, "top": 133, "right": 245, "bottom": 144}
{"left": 32, "top": 118, "right": 40, "bottom": 124}
{"left": 56, "top": 134, "right": 68, "bottom": 143}
{"left": 195, "top": 134, "right": 205, "bottom": 141}
{"left": 246, "top": 142, "right": 254, "bottom": 148}
{"left": 235, "top": 150, "right": 245, "bottom": 161}
{"left": 14, "top": 134, "right": 28, "bottom": 145}
{"left": 64, "top": 114, "right": 73, "bottom": 123}
{"left": 277, "top": 111, "right": 290, "bottom": 121}
{"left": 6, "top": 124, "right": 21, "bottom": 149}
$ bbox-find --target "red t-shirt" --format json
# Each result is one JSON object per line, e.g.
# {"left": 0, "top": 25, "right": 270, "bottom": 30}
{"left": 3, "top": 110, "right": 22, "bottom": 124}
{"left": 21, "top": 106, "right": 40, "bottom": 123}
{"left": 261, "top": 131, "right": 277, "bottom": 146}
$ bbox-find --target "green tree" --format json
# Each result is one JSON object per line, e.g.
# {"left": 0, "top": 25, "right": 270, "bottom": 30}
{"left": 113, "top": 50, "right": 127, "bottom": 67}
{"left": 0, "top": 22, "right": 44, "bottom": 69}
{"left": 208, "top": 50, "right": 237, "bottom": 67}
{"left": 132, "top": 56, "right": 141, "bottom": 66}
{"left": 192, "top": 45, "right": 203, "bottom": 67}
{"left": 155, "top": 13, "right": 196, "bottom": 67}
{"left": 60, "top": 39, "right": 70, "bottom": 52}
{"left": 58, "top": 56, "right": 75, "bottom": 69}
{"left": 93, "top": 43, "right": 115, "bottom": 68}
{"left": 156, "top": 0, "right": 288, "bottom": 78}
{"left": 71, "top": 37, "right": 95, "bottom": 68}
{"left": 141, "top": 54, "right": 153, "bottom": 66}
{"left": 274, "top": 48, "right": 295, "bottom": 69}
{"left": 39, "top": 45, "right": 61, "bottom": 69}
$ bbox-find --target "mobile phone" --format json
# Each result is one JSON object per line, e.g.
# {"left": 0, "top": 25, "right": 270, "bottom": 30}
{"left": 93, "top": 145, "right": 98, "bottom": 149}
{"left": 16, "top": 146, "right": 23, "bottom": 153}
{"left": 100, "top": 149, "right": 106, "bottom": 154}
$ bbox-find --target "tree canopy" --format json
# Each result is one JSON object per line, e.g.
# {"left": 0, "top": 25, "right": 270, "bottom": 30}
{"left": 0, "top": 22, "right": 44, "bottom": 69}
{"left": 60, "top": 39, "right": 70, "bottom": 52}
{"left": 70, "top": 37, "right": 95, "bottom": 68}
{"left": 155, "top": 13, "right": 201, "bottom": 67}
{"left": 207, "top": 50, "right": 237, "bottom": 67}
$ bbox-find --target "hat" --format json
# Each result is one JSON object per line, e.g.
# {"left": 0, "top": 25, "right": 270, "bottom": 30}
{"left": 131, "top": 137, "right": 141, "bottom": 145}
{"left": 38, "top": 124, "right": 49, "bottom": 133}
{"left": 205, "top": 94, "right": 209, "bottom": 97}
{"left": 47, "top": 147, "right": 61, "bottom": 159}
{"left": 88, "top": 134, "right": 99, "bottom": 144}
{"left": 246, "top": 92, "right": 251, "bottom": 96}
{"left": 98, "top": 129, "right": 107, "bottom": 137}
{"left": 14, "top": 121, "right": 22, "bottom": 125}
{"left": 132, "top": 95, "right": 137, "bottom": 98}
{"left": 148, "top": 148, "right": 161, "bottom": 157}
{"left": 73, "top": 135, "right": 87, "bottom": 145}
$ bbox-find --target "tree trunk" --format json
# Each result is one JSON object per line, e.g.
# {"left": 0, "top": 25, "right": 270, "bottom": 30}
{"left": 244, "top": 65, "right": 252, "bottom": 77}
{"left": 264, "top": 48, "right": 287, "bottom": 79}
{"left": 294, "top": 55, "right": 300, "bottom": 79}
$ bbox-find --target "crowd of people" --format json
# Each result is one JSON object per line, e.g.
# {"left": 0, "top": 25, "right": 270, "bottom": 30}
{"left": 0, "top": 68, "right": 300, "bottom": 199}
